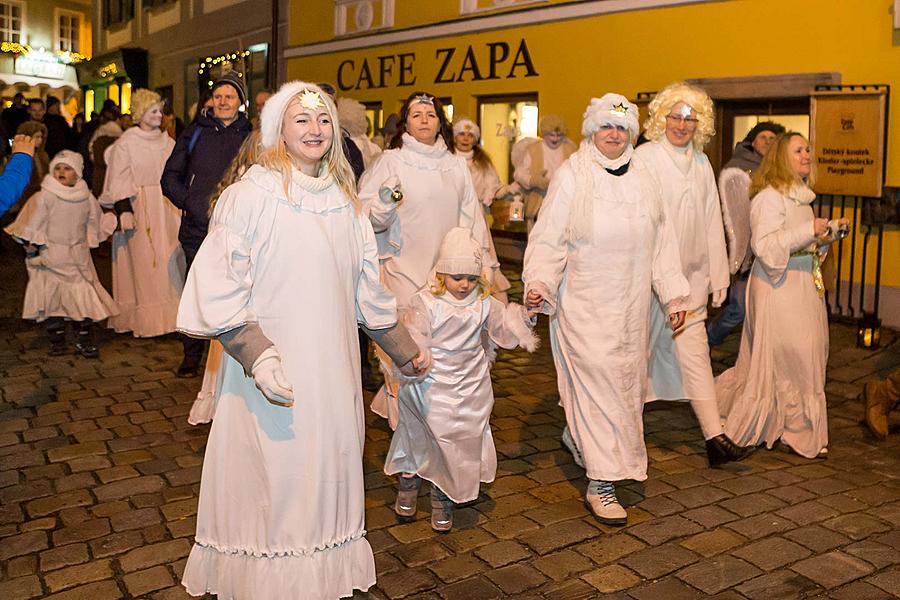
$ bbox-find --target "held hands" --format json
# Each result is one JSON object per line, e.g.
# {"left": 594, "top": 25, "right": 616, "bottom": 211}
{"left": 813, "top": 218, "right": 829, "bottom": 239}
{"left": 525, "top": 290, "right": 544, "bottom": 316}
{"left": 379, "top": 175, "right": 403, "bottom": 204}
{"left": 399, "top": 349, "right": 432, "bottom": 377}
{"left": 251, "top": 347, "right": 294, "bottom": 407}
{"left": 119, "top": 211, "right": 136, "bottom": 232}
{"left": 11, "top": 134, "right": 36, "bottom": 157}
{"left": 668, "top": 311, "right": 686, "bottom": 331}
{"left": 711, "top": 288, "right": 727, "bottom": 308}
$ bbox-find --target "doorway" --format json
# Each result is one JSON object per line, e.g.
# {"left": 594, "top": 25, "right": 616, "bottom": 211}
{"left": 714, "top": 98, "right": 810, "bottom": 173}
{"left": 477, "top": 93, "right": 539, "bottom": 184}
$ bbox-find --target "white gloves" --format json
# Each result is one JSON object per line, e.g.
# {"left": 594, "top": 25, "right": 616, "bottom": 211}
{"left": 251, "top": 347, "right": 294, "bottom": 407}
{"left": 100, "top": 212, "right": 118, "bottom": 238}
{"left": 119, "top": 211, "right": 136, "bottom": 232}
{"left": 712, "top": 288, "right": 727, "bottom": 308}
{"left": 378, "top": 175, "right": 403, "bottom": 204}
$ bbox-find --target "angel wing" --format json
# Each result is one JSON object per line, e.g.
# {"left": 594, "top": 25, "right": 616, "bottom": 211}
{"left": 717, "top": 167, "right": 752, "bottom": 274}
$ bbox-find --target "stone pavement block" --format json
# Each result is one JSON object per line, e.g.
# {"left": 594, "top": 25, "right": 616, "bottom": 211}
{"left": 731, "top": 536, "right": 811, "bottom": 571}
{"left": 0, "top": 575, "right": 43, "bottom": 600}
{"left": 681, "top": 505, "right": 740, "bottom": 528}
{"left": 844, "top": 539, "right": 900, "bottom": 569}
{"left": 110, "top": 506, "right": 161, "bottom": 531}
{"left": 775, "top": 499, "right": 840, "bottom": 526}
{"left": 829, "top": 580, "right": 897, "bottom": 600}
{"left": 52, "top": 518, "right": 111, "bottom": 545}
{"left": 40, "top": 543, "right": 90, "bottom": 571}
{"left": 391, "top": 539, "right": 450, "bottom": 568}
{"left": 7, "top": 555, "right": 38, "bottom": 578}
{"left": 620, "top": 542, "right": 700, "bottom": 579}
{"left": 43, "top": 580, "right": 122, "bottom": 600}
{"left": 44, "top": 559, "right": 114, "bottom": 592}
{"left": 26, "top": 490, "right": 94, "bottom": 518}
{"left": 719, "top": 492, "right": 786, "bottom": 517}
{"left": 580, "top": 564, "right": 640, "bottom": 593}
{"left": 790, "top": 550, "right": 874, "bottom": 588}
{"left": 473, "top": 540, "right": 531, "bottom": 567}
{"left": 437, "top": 575, "right": 503, "bottom": 600}
{"left": 438, "top": 526, "right": 495, "bottom": 553}
{"left": 538, "top": 578, "right": 603, "bottom": 600}
{"left": 679, "top": 528, "right": 746, "bottom": 557}
{"left": 725, "top": 512, "right": 794, "bottom": 540}
{"left": 766, "top": 485, "right": 817, "bottom": 505}
{"left": 123, "top": 565, "right": 175, "bottom": 597}
{"left": 676, "top": 555, "right": 761, "bottom": 594}
{"left": 518, "top": 518, "right": 598, "bottom": 555}
{"left": 0, "top": 530, "right": 48, "bottom": 560}
{"left": 118, "top": 539, "right": 191, "bottom": 572}
{"left": 866, "top": 566, "right": 900, "bottom": 597}
{"left": 484, "top": 563, "right": 547, "bottom": 595}
{"left": 574, "top": 533, "right": 646, "bottom": 565}
{"left": 374, "top": 550, "right": 403, "bottom": 576}
{"left": 734, "top": 569, "right": 822, "bottom": 600}
{"left": 628, "top": 576, "right": 705, "bottom": 600}
{"left": 89, "top": 530, "right": 144, "bottom": 558}
{"left": 94, "top": 474, "right": 166, "bottom": 502}
{"left": 160, "top": 498, "right": 197, "bottom": 521}
{"left": 627, "top": 514, "right": 702, "bottom": 545}
{"left": 783, "top": 523, "right": 851, "bottom": 552}
{"left": 637, "top": 494, "right": 685, "bottom": 517}
{"left": 666, "top": 484, "right": 732, "bottom": 508}
{"left": 521, "top": 497, "right": 585, "bottom": 525}
{"left": 375, "top": 567, "right": 437, "bottom": 599}
{"left": 427, "top": 553, "right": 487, "bottom": 584}
{"left": 46, "top": 442, "right": 108, "bottom": 464}
{"left": 387, "top": 519, "right": 435, "bottom": 544}
{"left": 480, "top": 514, "right": 539, "bottom": 539}
{"left": 796, "top": 477, "right": 854, "bottom": 496}
{"left": 823, "top": 513, "right": 892, "bottom": 540}
{"left": 531, "top": 549, "right": 593, "bottom": 581}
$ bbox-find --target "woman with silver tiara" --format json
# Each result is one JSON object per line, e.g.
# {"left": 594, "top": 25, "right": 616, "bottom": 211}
{"left": 524, "top": 93, "right": 689, "bottom": 525}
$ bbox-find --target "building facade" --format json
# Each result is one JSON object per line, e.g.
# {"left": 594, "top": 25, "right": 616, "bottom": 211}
{"left": 0, "top": 0, "right": 91, "bottom": 118}
{"left": 286, "top": 0, "right": 900, "bottom": 329}
{"left": 85, "top": 0, "right": 288, "bottom": 122}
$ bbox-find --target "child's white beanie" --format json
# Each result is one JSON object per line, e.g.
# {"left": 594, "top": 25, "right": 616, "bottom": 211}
{"left": 49, "top": 150, "right": 84, "bottom": 179}
{"left": 434, "top": 227, "right": 482, "bottom": 277}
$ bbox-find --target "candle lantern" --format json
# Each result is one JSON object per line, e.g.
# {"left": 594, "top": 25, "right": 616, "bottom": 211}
{"left": 857, "top": 313, "right": 882, "bottom": 349}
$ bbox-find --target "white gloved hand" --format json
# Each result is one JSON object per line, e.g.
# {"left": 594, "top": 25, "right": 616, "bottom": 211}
{"left": 100, "top": 212, "right": 118, "bottom": 236}
{"left": 711, "top": 288, "right": 727, "bottom": 308}
{"left": 119, "top": 211, "right": 136, "bottom": 232}
{"left": 378, "top": 175, "right": 403, "bottom": 204}
{"left": 251, "top": 347, "right": 294, "bottom": 407}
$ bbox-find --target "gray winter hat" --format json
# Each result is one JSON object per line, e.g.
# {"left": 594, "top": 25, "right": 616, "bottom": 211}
{"left": 211, "top": 70, "right": 247, "bottom": 106}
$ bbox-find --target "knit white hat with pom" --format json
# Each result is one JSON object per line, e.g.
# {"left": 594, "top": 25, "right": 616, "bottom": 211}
{"left": 259, "top": 81, "right": 339, "bottom": 149}
{"left": 434, "top": 227, "right": 482, "bottom": 277}
{"left": 452, "top": 117, "right": 480, "bottom": 140}
{"left": 49, "top": 150, "right": 84, "bottom": 179}
{"left": 581, "top": 93, "right": 640, "bottom": 139}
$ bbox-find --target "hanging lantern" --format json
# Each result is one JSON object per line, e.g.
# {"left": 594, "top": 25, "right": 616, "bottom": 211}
{"left": 857, "top": 313, "right": 882, "bottom": 349}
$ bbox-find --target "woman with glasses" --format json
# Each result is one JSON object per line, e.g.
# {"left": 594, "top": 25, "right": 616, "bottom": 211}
{"left": 634, "top": 82, "right": 751, "bottom": 467}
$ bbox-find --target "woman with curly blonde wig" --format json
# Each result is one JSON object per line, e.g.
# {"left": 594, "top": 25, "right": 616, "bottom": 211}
{"left": 635, "top": 82, "right": 751, "bottom": 467}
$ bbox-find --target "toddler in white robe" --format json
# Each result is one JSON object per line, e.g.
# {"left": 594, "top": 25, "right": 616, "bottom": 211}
{"left": 384, "top": 227, "right": 538, "bottom": 532}
{"left": 5, "top": 150, "right": 117, "bottom": 357}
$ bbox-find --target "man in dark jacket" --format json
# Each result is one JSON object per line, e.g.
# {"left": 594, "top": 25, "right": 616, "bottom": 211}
{"left": 31, "top": 97, "right": 73, "bottom": 159}
{"left": 161, "top": 71, "right": 252, "bottom": 376}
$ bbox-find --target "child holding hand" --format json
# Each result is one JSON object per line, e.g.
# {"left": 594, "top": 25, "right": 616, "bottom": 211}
{"left": 384, "top": 227, "right": 539, "bottom": 532}
{"left": 5, "top": 150, "right": 117, "bottom": 357}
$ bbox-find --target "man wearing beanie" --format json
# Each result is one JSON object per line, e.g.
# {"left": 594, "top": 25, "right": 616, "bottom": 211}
{"left": 162, "top": 70, "right": 252, "bottom": 377}
{"left": 514, "top": 114, "right": 577, "bottom": 231}
{"left": 708, "top": 121, "right": 785, "bottom": 347}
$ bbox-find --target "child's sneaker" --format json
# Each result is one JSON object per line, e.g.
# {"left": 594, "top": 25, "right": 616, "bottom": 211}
{"left": 430, "top": 486, "right": 453, "bottom": 533}
{"left": 394, "top": 474, "right": 420, "bottom": 521}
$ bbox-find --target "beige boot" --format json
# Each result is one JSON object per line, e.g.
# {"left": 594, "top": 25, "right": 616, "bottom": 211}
{"left": 863, "top": 369, "right": 900, "bottom": 439}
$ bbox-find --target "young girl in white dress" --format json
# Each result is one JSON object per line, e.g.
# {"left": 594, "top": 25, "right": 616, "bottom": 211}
{"left": 384, "top": 227, "right": 538, "bottom": 532}
{"left": 5, "top": 150, "right": 117, "bottom": 357}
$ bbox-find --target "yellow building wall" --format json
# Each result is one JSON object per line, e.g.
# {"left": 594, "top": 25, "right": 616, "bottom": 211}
{"left": 288, "top": 0, "right": 900, "bottom": 292}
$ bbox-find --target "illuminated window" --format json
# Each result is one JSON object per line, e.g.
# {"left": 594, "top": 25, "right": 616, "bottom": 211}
{"left": 57, "top": 10, "right": 80, "bottom": 52}
{"left": 85, "top": 90, "right": 95, "bottom": 121}
{"left": 120, "top": 82, "right": 132, "bottom": 115}
{"left": 0, "top": 1, "right": 24, "bottom": 44}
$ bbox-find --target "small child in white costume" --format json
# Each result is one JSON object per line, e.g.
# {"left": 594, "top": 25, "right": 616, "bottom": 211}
{"left": 5, "top": 150, "right": 118, "bottom": 357}
{"left": 384, "top": 227, "right": 539, "bottom": 532}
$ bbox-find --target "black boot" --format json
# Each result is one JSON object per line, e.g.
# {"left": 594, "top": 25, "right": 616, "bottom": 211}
{"left": 74, "top": 319, "right": 99, "bottom": 359}
{"left": 359, "top": 329, "right": 382, "bottom": 392}
{"left": 45, "top": 318, "right": 67, "bottom": 356}
{"left": 705, "top": 434, "right": 753, "bottom": 467}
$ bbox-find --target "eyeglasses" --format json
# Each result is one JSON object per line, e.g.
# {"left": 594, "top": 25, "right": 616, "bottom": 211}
{"left": 666, "top": 115, "right": 699, "bottom": 126}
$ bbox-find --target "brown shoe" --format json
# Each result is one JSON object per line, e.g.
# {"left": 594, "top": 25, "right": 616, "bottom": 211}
{"left": 862, "top": 377, "right": 899, "bottom": 439}
{"left": 394, "top": 474, "right": 421, "bottom": 521}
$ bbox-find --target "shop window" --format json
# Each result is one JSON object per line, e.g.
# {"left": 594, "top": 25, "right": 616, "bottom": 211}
{"left": 717, "top": 98, "right": 810, "bottom": 172}
{"left": 477, "top": 94, "right": 538, "bottom": 184}
{"left": 120, "top": 82, "right": 133, "bottom": 115}
{"left": 56, "top": 10, "right": 80, "bottom": 53}
{"left": 85, "top": 90, "right": 95, "bottom": 120}
{"left": 437, "top": 97, "right": 453, "bottom": 122}
{"left": 0, "top": 1, "right": 24, "bottom": 44}
{"left": 105, "top": 0, "right": 135, "bottom": 27}
{"left": 363, "top": 102, "right": 382, "bottom": 138}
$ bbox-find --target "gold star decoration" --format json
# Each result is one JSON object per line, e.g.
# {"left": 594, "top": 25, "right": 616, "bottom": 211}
{"left": 611, "top": 102, "right": 629, "bottom": 114}
{"left": 299, "top": 89, "right": 325, "bottom": 110}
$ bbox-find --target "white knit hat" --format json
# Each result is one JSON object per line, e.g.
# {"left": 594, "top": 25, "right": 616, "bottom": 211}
{"left": 49, "top": 150, "right": 84, "bottom": 179}
{"left": 452, "top": 117, "right": 480, "bottom": 140}
{"left": 259, "top": 81, "right": 339, "bottom": 149}
{"left": 581, "top": 93, "right": 639, "bottom": 139}
{"left": 434, "top": 227, "right": 482, "bottom": 276}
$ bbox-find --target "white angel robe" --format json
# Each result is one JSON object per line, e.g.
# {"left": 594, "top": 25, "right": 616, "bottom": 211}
{"left": 176, "top": 165, "right": 399, "bottom": 600}
{"left": 716, "top": 186, "right": 829, "bottom": 457}
{"left": 6, "top": 177, "right": 118, "bottom": 323}
{"left": 359, "top": 133, "right": 496, "bottom": 426}
{"left": 384, "top": 290, "right": 537, "bottom": 502}
{"left": 101, "top": 126, "right": 185, "bottom": 337}
{"left": 635, "top": 140, "right": 729, "bottom": 407}
{"left": 523, "top": 157, "right": 689, "bottom": 482}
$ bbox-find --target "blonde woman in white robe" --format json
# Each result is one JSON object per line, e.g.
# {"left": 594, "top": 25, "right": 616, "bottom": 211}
{"left": 359, "top": 92, "right": 496, "bottom": 429}
{"left": 101, "top": 89, "right": 185, "bottom": 337}
{"left": 524, "top": 94, "right": 689, "bottom": 525}
{"left": 176, "top": 82, "right": 427, "bottom": 600}
{"left": 635, "top": 82, "right": 751, "bottom": 467}
{"left": 717, "top": 133, "right": 847, "bottom": 458}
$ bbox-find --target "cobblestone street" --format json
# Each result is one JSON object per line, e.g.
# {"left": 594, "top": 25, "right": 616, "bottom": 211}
{"left": 1, "top": 244, "right": 899, "bottom": 600}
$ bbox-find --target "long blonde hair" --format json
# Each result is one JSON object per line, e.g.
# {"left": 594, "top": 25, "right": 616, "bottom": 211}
{"left": 429, "top": 273, "right": 493, "bottom": 300}
{"left": 643, "top": 82, "right": 716, "bottom": 150}
{"left": 257, "top": 84, "right": 359, "bottom": 211}
{"left": 208, "top": 130, "right": 262, "bottom": 216}
{"left": 749, "top": 132, "right": 816, "bottom": 198}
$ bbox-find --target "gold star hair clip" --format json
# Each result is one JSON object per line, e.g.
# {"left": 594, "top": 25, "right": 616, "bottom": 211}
{"left": 414, "top": 94, "right": 434, "bottom": 105}
{"left": 299, "top": 89, "right": 325, "bottom": 110}
{"left": 610, "top": 102, "right": 629, "bottom": 114}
